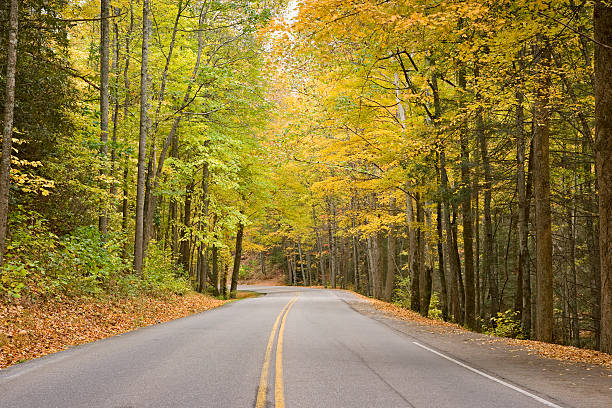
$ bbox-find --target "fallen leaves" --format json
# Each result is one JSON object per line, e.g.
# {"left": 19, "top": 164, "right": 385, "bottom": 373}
{"left": 0, "top": 293, "right": 227, "bottom": 369}
{"left": 351, "top": 291, "right": 612, "bottom": 370}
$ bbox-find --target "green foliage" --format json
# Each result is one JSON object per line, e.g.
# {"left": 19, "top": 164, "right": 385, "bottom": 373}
{"left": 0, "top": 213, "right": 189, "bottom": 300}
{"left": 428, "top": 292, "right": 443, "bottom": 321}
{"left": 141, "top": 244, "right": 190, "bottom": 296}
{"left": 392, "top": 275, "right": 411, "bottom": 309}
{"left": 485, "top": 310, "right": 524, "bottom": 339}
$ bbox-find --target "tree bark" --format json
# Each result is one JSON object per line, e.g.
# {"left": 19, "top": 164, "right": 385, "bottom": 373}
{"left": 517, "top": 88, "right": 533, "bottom": 337}
{"left": 179, "top": 181, "right": 194, "bottom": 271}
{"left": 437, "top": 201, "right": 449, "bottom": 321}
{"left": 594, "top": 0, "right": 612, "bottom": 353}
{"left": 384, "top": 197, "right": 396, "bottom": 301}
{"left": 533, "top": 37, "right": 553, "bottom": 343}
{"left": 0, "top": 0, "right": 19, "bottom": 266}
{"left": 98, "top": 0, "right": 110, "bottom": 235}
{"left": 230, "top": 223, "right": 244, "bottom": 297}
{"left": 211, "top": 243, "right": 219, "bottom": 296}
{"left": 478, "top": 106, "right": 498, "bottom": 317}
{"left": 133, "top": 0, "right": 150, "bottom": 274}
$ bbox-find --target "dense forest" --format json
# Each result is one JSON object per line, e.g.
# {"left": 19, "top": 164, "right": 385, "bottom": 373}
{"left": 1, "top": 0, "right": 611, "bottom": 355}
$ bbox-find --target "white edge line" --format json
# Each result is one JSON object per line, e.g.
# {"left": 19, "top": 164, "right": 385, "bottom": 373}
{"left": 412, "top": 341, "right": 564, "bottom": 408}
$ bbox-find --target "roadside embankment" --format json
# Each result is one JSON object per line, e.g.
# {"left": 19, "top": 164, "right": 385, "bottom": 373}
{"left": 0, "top": 292, "right": 227, "bottom": 368}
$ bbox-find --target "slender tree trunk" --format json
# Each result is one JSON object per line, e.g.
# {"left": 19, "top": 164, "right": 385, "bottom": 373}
{"left": 179, "top": 181, "right": 194, "bottom": 271}
{"left": 98, "top": 0, "right": 110, "bottom": 235}
{"left": 327, "top": 198, "right": 337, "bottom": 288}
{"left": 297, "top": 237, "right": 306, "bottom": 285}
{"left": 384, "top": 197, "right": 396, "bottom": 301}
{"left": 479, "top": 107, "right": 498, "bottom": 317}
{"left": 230, "top": 223, "right": 244, "bottom": 297}
{"left": 459, "top": 65, "right": 475, "bottom": 329}
{"left": 211, "top": 243, "right": 219, "bottom": 296}
{"left": 594, "top": 0, "right": 612, "bottom": 353}
{"left": 121, "top": 2, "right": 133, "bottom": 259}
{"left": 437, "top": 201, "right": 449, "bottom": 321}
{"left": 312, "top": 205, "right": 326, "bottom": 286}
{"left": 533, "top": 37, "right": 553, "bottom": 343}
{"left": 0, "top": 0, "right": 19, "bottom": 265}
{"left": 417, "top": 195, "right": 429, "bottom": 317}
{"left": 110, "top": 8, "right": 120, "bottom": 201}
{"left": 440, "top": 149, "right": 461, "bottom": 322}
{"left": 133, "top": 0, "right": 150, "bottom": 273}
{"left": 567, "top": 191, "right": 580, "bottom": 347}
{"left": 517, "top": 91, "right": 533, "bottom": 338}
{"left": 408, "top": 194, "right": 420, "bottom": 311}
{"left": 516, "top": 85, "right": 527, "bottom": 322}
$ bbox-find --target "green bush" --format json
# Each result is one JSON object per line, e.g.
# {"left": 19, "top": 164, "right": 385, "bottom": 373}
{"left": 1, "top": 211, "right": 191, "bottom": 300}
{"left": 428, "top": 292, "right": 443, "bottom": 320}
{"left": 485, "top": 310, "right": 524, "bottom": 339}
{"left": 141, "top": 244, "right": 190, "bottom": 296}
{"left": 392, "top": 275, "right": 411, "bottom": 308}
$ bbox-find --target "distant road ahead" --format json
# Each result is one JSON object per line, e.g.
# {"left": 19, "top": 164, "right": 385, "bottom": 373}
{"left": 1, "top": 286, "right": 609, "bottom": 407}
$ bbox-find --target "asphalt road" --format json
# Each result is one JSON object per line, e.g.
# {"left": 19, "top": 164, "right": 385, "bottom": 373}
{"left": 0, "top": 286, "right": 609, "bottom": 408}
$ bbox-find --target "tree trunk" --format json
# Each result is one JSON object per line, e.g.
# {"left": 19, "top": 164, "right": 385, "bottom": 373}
{"left": 437, "top": 201, "right": 449, "bottom": 321}
{"left": 533, "top": 37, "right": 553, "bottom": 343}
{"left": 0, "top": 0, "right": 19, "bottom": 266}
{"left": 297, "top": 237, "right": 306, "bottom": 285}
{"left": 479, "top": 107, "right": 498, "bottom": 317}
{"left": 517, "top": 90, "right": 533, "bottom": 337}
{"left": 594, "top": 0, "right": 612, "bottom": 353}
{"left": 459, "top": 65, "right": 475, "bottom": 329}
{"left": 98, "top": 0, "right": 110, "bottom": 235}
{"left": 440, "top": 149, "right": 461, "bottom": 322}
{"left": 211, "top": 243, "right": 219, "bottom": 296}
{"left": 230, "top": 223, "right": 244, "bottom": 298}
{"left": 121, "top": 3, "right": 133, "bottom": 259}
{"left": 110, "top": 8, "right": 120, "bottom": 201}
{"left": 180, "top": 181, "right": 194, "bottom": 271}
{"left": 133, "top": 0, "right": 150, "bottom": 274}
{"left": 384, "top": 197, "right": 396, "bottom": 301}
{"left": 417, "top": 195, "right": 430, "bottom": 317}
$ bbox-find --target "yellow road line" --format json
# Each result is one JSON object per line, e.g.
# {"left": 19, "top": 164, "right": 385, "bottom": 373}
{"left": 255, "top": 293, "right": 299, "bottom": 408}
{"left": 274, "top": 294, "right": 298, "bottom": 408}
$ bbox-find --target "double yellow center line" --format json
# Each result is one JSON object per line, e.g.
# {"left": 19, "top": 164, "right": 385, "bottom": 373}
{"left": 256, "top": 293, "right": 299, "bottom": 408}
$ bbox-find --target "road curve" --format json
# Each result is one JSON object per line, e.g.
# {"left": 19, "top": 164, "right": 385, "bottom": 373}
{"left": 0, "top": 287, "right": 608, "bottom": 408}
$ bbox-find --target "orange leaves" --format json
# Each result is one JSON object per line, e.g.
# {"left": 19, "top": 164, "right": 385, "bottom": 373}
{"left": 0, "top": 293, "right": 227, "bottom": 368}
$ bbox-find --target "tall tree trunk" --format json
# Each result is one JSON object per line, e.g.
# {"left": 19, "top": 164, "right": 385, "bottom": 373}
{"left": 517, "top": 90, "right": 533, "bottom": 337}
{"left": 478, "top": 107, "right": 498, "bottom": 317}
{"left": 121, "top": 2, "right": 133, "bottom": 259}
{"left": 230, "top": 223, "right": 244, "bottom": 298}
{"left": 567, "top": 190, "right": 580, "bottom": 347}
{"left": 516, "top": 85, "right": 526, "bottom": 319}
{"left": 0, "top": 0, "right": 19, "bottom": 266}
{"left": 110, "top": 8, "right": 120, "bottom": 201}
{"left": 437, "top": 201, "right": 449, "bottom": 321}
{"left": 407, "top": 194, "right": 420, "bottom": 312}
{"left": 297, "top": 237, "right": 306, "bottom": 285}
{"left": 98, "top": 0, "right": 110, "bottom": 235}
{"left": 459, "top": 64, "right": 475, "bottom": 329}
{"left": 327, "top": 198, "right": 337, "bottom": 288}
{"left": 179, "top": 181, "right": 194, "bottom": 271}
{"left": 440, "top": 149, "right": 461, "bottom": 322}
{"left": 312, "top": 205, "right": 326, "bottom": 286}
{"left": 133, "top": 0, "right": 150, "bottom": 274}
{"left": 594, "top": 0, "right": 612, "bottom": 353}
{"left": 533, "top": 37, "right": 553, "bottom": 343}
{"left": 211, "top": 243, "right": 219, "bottom": 296}
{"left": 417, "top": 195, "right": 430, "bottom": 317}
{"left": 384, "top": 197, "right": 396, "bottom": 301}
